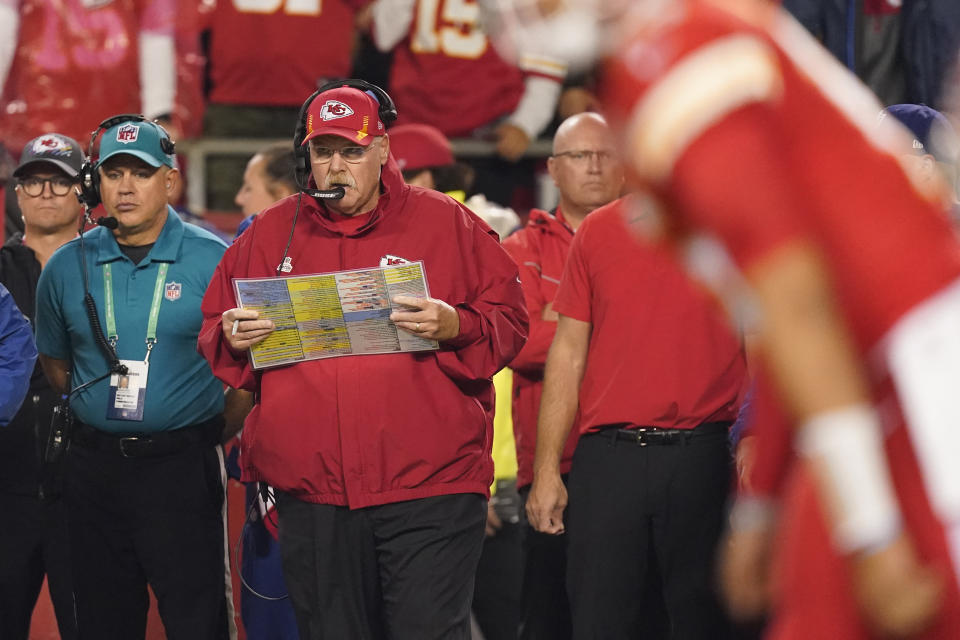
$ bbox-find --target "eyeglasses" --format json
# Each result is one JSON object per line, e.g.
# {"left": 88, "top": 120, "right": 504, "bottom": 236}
{"left": 552, "top": 149, "right": 616, "bottom": 164}
{"left": 310, "top": 140, "right": 378, "bottom": 164}
{"left": 18, "top": 176, "right": 76, "bottom": 197}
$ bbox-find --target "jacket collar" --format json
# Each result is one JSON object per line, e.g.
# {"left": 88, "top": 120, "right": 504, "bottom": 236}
{"left": 308, "top": 155, "right": 410, "bottom": 237}
{"left": 528, "top": 205, "right": 575, "bottom": 237}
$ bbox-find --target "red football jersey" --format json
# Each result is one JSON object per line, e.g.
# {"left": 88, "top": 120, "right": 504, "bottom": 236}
{"left": 388, "top": 0, "right": 560, "bottom": 136}
{"left": 1, "top": 0, "right": 173, "bottom": 152}
{"left": 206, "top": 0, "right": 365, "bottom": 107}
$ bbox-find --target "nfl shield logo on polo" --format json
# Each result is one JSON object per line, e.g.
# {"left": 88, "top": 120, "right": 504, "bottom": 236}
{"left": 164, "top": 282, "right": 181, "bottom": 301}
{"left": 116, "top": 124, "right": 139, "bottom": 144}
{"left": 319, "top": 100, "right": 354, "bottom": 121}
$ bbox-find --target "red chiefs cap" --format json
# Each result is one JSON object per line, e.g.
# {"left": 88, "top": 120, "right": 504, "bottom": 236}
{"left": 388, "top": 124, "right": 454, "bottom": 171}
{"left": 302, "top": 87, "right": 385, "bottom": 147}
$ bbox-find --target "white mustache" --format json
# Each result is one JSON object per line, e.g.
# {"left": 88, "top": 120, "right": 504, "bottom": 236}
{"left": 324, "top": 173, "right": 356, "bottom": 190}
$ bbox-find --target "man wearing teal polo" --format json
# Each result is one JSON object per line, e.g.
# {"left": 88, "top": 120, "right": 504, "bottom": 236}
{"left": 35, "top": 116, "right": 233, "bottom": 639}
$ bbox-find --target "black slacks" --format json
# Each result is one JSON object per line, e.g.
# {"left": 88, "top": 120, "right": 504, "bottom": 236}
{"left": 472, "top": 518, "right": 523, "bottom": 640}
{"left": 64, "top": 441, "right": 231, "bottom": 640}
{"left": 0, "top": 493, "right": 77, "bottom": 640}
{"left": 518, "top": 481, "right": 572, "bottom": 640}
{"left": 567, "top": 428, "right": 733, "bottom": 640}
{"left": 276, "top": 491, "right": 486, "bottom": 640}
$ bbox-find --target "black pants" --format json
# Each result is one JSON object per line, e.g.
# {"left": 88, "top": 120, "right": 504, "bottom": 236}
{"left": 518, "top": 481, "right": 572, "bottom": 640}
{"left": 276, "top": 492, "right": 486, "bottom": 640}
{"left": 472, "top": 512, "right": 523, "bottom": 639}
{"left": 517, "top": 480, "right": 668, "bottom": 640}
{"left": 567, "top": 428, "right": 733, "bottom": 640}
{"left": 64, "top": 441, "right": 231, "bottom": 640}
{"left": 0, "top": 493, "right": 77, "bottom": 640}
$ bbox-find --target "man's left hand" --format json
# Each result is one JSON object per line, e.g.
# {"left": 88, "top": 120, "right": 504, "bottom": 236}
{"left": 390, "top": 295, "right": 460, "bottom": 341}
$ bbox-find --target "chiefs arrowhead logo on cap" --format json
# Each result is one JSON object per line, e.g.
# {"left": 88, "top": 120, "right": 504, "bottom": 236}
{"left": 31, "top": 135, "right": 73, "bottom": 156}
{"left": 319, "top": 100, "right": 354, "bottom": 121}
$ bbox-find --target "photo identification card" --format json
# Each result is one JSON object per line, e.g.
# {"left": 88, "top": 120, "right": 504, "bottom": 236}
{"left": 106, "top": 360, "right": 149, "bottom": 421}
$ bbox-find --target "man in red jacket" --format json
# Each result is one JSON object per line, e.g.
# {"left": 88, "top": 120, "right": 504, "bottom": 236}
{"left": 501, "top": 111, "right": 623, "bottom": 639}
{"left": 197, "top": 83, "right": 528, "bottom": 640}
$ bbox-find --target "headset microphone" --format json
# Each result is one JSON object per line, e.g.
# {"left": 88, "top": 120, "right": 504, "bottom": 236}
{"left": 301, "top": 186, "right": 346, "bottom": 200}
{"left": 95, "top": 216, "right": 119, "bottom": 229}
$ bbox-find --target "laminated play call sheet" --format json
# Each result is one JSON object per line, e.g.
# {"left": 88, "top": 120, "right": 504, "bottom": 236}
{"left": 233, "top": 262, "right": 438, "bottom": 369}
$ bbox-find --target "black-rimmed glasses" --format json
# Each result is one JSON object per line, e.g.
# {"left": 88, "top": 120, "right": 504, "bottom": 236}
{"left": 19, "top": 176, "right": 76, "bottom": 197}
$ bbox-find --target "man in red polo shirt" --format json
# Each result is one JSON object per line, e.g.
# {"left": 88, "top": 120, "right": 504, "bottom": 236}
{"left": 526, "top": 194, "right": 747, "bottom": 638}
{"left": 502, "top": 111, "right": 623, "bottom": 640}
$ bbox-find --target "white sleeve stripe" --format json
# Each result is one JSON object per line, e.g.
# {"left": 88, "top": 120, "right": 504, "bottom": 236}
{"left": 519, "top": 54, "right": 568, "bottom": 79}
{"left": 626, "top": 34, "right": 782, "bottom": 184}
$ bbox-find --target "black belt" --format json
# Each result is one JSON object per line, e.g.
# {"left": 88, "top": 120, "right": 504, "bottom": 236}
{"left": 596, "top": 421, "right": 730, "bottom": 447}
{"left": 72, "top": 415, "right": 224, "bottom": 458}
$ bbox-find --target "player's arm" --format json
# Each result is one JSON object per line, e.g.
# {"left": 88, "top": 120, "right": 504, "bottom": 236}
{"left": 497, "top": 54, "right": 568, "bottom": 161}
{"left": 138, "top": 0, "right": 175, "bottom": 122}
{"left": 367, "top": 0, "right": 415, "bottom": 51}
{"left": 525, "top": 313, "right": 589, "bottom": 535}
{"left": 667, "top": 102, "right": 942, "bottom": 637}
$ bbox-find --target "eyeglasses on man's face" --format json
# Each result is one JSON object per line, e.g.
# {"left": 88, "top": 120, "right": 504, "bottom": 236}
{"left": 18, "top": 175, "right": 76, "bottom": 197}
{"left": 310, "top": 140, "right": 379, "bottom": 164}
{"left": 552, "top": 149, "right": 616, "bottom": 164}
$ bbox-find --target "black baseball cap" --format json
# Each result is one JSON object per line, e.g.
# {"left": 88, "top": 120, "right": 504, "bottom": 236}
{"left": 14, "top": 134, "right": 84, "bottom": 178}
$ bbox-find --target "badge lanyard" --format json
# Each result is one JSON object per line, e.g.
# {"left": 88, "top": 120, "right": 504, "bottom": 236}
{"left": 103, "top": 262, "right": 169, "bottom": 362}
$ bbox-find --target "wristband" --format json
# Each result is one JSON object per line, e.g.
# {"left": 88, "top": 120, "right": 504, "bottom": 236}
{"left": 797, "top": 404, "right": 901, "bottom": 552}
{"left": 728, "top": 496, "right": 777, "bottom": 533}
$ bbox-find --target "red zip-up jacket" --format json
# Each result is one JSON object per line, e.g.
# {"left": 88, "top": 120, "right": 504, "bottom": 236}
{"left": 501, "top": 207, "right": 579, "bottom": 489}
{"left": 198, "top": 158, "right": 528, "bottom": 508}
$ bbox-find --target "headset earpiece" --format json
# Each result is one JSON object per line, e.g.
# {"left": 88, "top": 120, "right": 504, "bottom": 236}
{"left": 77, "top": 160, "right": 101, "bottom": 209}
{"left": 292, "top": 79, "right": 398, "bottom": 195}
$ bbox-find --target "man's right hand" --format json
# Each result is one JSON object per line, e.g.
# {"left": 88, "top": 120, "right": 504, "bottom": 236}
{"left": 852, "top": 533, "right": 943, "bottom": 638}
{"left": 221, "top": 308, "right": 275, "bottom": 351}
{"left": 526, "top": 470, "right": 567, "bottom": 534}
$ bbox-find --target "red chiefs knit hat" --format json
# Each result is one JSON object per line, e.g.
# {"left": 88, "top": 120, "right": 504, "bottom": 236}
{"left": 388, "top": 124, "right": 455, "bottom": 171}
{"left": 302, "top": 87, "right": 385, "bottom": 147}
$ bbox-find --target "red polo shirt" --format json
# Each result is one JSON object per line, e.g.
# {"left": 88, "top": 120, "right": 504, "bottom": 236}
{"left": 552, "top": 197, "right": 746, "bottom": 435}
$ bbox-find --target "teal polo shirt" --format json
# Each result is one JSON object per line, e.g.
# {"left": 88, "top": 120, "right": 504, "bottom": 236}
{"left": 36, "top": 208, "right": 228, "bottom": 434}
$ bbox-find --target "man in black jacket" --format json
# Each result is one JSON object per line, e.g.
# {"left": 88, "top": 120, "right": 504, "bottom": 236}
{"left": 0, "top": 133, "right": 83, "bottom": 640}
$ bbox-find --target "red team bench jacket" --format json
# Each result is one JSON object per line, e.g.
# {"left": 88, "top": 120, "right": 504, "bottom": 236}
{"left": 501, "top": 207, "right": 579, "bottom": 489}
{"left": 198, "top": 157, "right": 528, "bottom": 508}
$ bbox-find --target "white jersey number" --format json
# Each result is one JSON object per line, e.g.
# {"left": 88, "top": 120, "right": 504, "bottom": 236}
{"left": 412, "top": 0, "right": 487, "bottom": 59}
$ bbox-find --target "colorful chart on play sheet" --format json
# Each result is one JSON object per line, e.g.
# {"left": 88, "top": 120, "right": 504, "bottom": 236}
{"left": 233, "top": 262, "right": 438, "bottom": 369}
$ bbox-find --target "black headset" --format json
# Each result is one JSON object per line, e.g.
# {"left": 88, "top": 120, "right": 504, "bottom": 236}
{"left": 78, "top": 114, "right": 175, "bottom": 210}
{"left": 292, "top": 79, "right": 398, "bottom": 199}
{"left": 272, "top": 80, "right": 399, "bottom": 276}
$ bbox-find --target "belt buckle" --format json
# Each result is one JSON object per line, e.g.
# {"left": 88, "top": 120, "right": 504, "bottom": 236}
{"left": 119, "top": 436, "right": 143, "bottom": 457}
{"left": 635, "top": 428, "right": 650, "bottom": 447}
